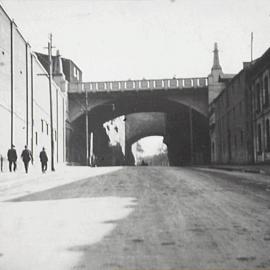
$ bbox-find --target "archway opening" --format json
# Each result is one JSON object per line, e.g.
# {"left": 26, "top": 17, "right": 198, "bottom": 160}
{"left": 69, "top": 95, "right": 210, "bottom": 165}
{"left": 131, "top": 136, "right": 169, "bottom": 166}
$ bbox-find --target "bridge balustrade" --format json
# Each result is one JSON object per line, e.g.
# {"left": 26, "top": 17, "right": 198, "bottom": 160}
{"left": 68, "top": 77, "right": 208, "bottom": 93}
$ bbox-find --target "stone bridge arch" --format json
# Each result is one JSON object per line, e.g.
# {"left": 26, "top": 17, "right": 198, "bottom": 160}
{"left": 69, "top": 88, "right": 208, "bottom": 130}
{"left": 124, "top": 112, "right": 167, "bottom": 165}
{"left": 67, "top": 79, "right": 209, "bottom": 165}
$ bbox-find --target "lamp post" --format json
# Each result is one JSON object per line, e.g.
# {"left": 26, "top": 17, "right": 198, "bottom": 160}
{"left": 85, "top": 84, "right": 90, "bottom": 166}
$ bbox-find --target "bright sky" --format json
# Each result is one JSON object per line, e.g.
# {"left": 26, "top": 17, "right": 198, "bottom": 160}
{"left": 1, "top": 0, "right": 270, "bottom": 82}
{"left": 132, "top": 136, "right": 166, "bottom": 157}
{"left": 1, "top": 0, "right": 270, "bottom": 156}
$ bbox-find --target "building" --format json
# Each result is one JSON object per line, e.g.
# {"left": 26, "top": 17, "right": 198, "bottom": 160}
{"left": 35, "top": 52, "right": 83, "bottom": 163}
{"left": 103, "top": 116, "right": 126, "bottom": 166}
{"left": 0, "top": 4, "right": 67, "bottom": 171}
{"left": 208, "top": 43, "right": 235, "bottom": 104}
{"left": 249, "top": 48, "right": 270, "bottom": 163}
{"left": 211, "top": 66, "right": 253, "bottom": 164}
{"left": 35, "top": 52, "right": 82, "bottom": 84}
{"left": 210, "top": 45, "right": 270, "bottom": 165}
{"left": 208, "top": 43, "right": 241, "bottom": 164}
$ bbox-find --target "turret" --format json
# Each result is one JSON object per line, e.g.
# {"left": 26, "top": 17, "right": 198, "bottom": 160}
{"left": 208, "top": 42, "right": 225, "bottom": 103}
{"left": 212, "top": 42, "right": 222, "bottom": 71}
{"left": 210, "top": 42, "right": 223, "bottom": 82}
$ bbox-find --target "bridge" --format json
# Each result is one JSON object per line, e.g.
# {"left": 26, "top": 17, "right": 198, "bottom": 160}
{"left": 67, "top": 76, "right": 210, "bottom": 166}
{"left": 69, "top": 77, "right": 208, "bottom": 93}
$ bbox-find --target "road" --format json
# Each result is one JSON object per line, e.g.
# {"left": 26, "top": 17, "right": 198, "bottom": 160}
{"left": 0, "top": 166, "right": 270, "bottom": 270}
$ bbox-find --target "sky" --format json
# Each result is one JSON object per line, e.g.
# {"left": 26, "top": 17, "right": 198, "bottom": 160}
{"left": 132, "top": 136, "right": 166, "bottom": 157}
{"left": 1, "top": 0, "right": 270, "bottom": 156}
{"left": 1, "top": 0, "right": 270, "bottom": 82}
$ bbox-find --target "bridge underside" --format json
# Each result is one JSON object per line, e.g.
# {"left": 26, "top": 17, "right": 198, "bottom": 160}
{"left": 68, "top": 94, "right": 209, "bottom": 166}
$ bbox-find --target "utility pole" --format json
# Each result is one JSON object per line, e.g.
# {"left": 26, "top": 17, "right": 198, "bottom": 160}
{"left": 251, "top": 32, "right": 254, "bottom": 62}
{"left": 85, "top": 85, "right": 89, "bottom": 166}
{"left": 189, "top": 107, "right": 194, "bottom": 165}
{"left": 48, "top": 33, "right": 55, "bottom": 171}
{"left": 90, "top": 132, "right": 93, "bottom": 166}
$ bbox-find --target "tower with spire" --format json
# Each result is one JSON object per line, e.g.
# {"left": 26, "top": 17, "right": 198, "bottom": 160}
{"left": 208, "top": 42, "right": 226, "bottom": 103}
{"left": 210, "top": 42, "right": 223, "bottom": 82}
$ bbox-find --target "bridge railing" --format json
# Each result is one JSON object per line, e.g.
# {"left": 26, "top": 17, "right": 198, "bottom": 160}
{"left": 68, "top": 77, "right": 208, "bottom": 93}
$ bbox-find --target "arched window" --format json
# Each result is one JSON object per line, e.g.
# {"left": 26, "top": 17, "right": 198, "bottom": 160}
{"left": 264, "top": 76, "right": 269, "bottom": 107}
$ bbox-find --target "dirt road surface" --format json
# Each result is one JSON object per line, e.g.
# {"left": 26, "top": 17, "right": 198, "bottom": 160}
{"left": 0, "top": 166, "right": 270, "bottom": 269}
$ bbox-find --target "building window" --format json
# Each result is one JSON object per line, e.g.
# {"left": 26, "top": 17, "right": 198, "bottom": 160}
{"left": 226, "top": 89, "right": 229, "bottom": 107}
{"left": 234, "top": 134, "right": 237, "bottom": 150}
{"left": 258, "top": 124, "right": 262, "bottom": 153}
{"left": 35, "top": 132, "right": 38, "bottom": 145}
{"left": 256, "top": 83, "right": 261, "bottom": 112}
{"left": 41, "top": 119, "right": 44, "bottom": 132}
{"left": 266, "top": 119, "right": 270, "bottom": 152}
{"left": 239, "top": 101, "right": 242, "bottom": 115}
{"left": 240, "top": 129, "right": 244, "bottom": 146}
{"left": 46, "top": 123, "right": 49, "bottom": 135}
{"left": 264, "top": 76, "right": 269, "bottom": 107}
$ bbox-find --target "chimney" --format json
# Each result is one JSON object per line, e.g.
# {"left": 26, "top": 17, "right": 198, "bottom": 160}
{"left": 53, "top": 50, "right": 64, "bottom": 76}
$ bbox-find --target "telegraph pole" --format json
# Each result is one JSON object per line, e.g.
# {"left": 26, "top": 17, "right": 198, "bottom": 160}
{"left": 85, "top": 85, "right": 89, "bottom": 166}
{"left": 251, "top": 32, "right": 254, "bottom": 62}
{"left": 189, "top": 107, "right": 194, "bottom": 165}
{"left": 90, "top": 132, "right": 93, "bottom": 166}
{"left": 48, "top": 33, "right": 55, "bottom": 171}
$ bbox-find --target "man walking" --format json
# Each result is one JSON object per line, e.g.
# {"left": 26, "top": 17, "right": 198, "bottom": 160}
{"left": 21, "top": 145, "right": 33, "bottom": 173}
{"left": 7, "top": 145, "right": 17, "bottom": 172}
{"left": 39, "top": 147, "right": 48, "bottom": 173}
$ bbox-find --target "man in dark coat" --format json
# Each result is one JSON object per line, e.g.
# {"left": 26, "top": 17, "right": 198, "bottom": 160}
{"left": 21, "top": 145, "right": 33, "bottom": 173}
{"left": 7, "top": 145, "right": 17, "bottom": 172}
{"left": 39, "top": 147, "right": 48, "bottom": 173}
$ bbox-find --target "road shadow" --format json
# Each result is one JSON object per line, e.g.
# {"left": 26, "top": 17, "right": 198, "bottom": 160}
{"left": 8, "top": 167, "right": 137, "bottom": 202}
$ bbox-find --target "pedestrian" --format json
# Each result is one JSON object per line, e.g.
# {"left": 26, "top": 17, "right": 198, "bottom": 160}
{"left": 39, "top": 147, "right": 48, "bottom": 173}
{"left": 7, "top": 145, "right": 17, "bottom": 172}
{"left": 21, "top": 145, "right": 33, "bottom": 173}
{"left": 0, "top": 153, "right": 3, "bottom": 172}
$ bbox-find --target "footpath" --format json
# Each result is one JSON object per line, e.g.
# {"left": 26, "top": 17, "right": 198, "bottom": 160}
{"left": 0, "top": 164, "right": 121, "bottom": 201}
{"left": 201, "top": 164, "right": 270, "bottom": 176}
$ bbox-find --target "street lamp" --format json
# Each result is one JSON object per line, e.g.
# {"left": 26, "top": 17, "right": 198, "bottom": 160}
{"left": 84, "top": 84, "right": 90, "bottom": 166}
